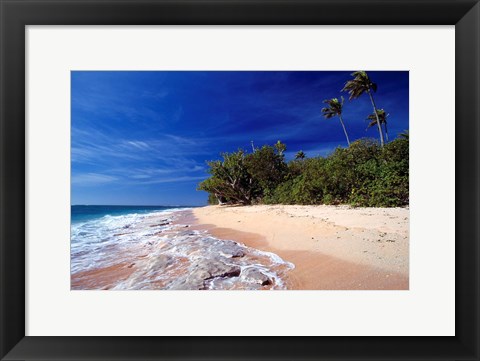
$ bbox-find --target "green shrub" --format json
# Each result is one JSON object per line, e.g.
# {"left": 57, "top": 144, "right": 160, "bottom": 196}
{"left": 199, "top": 137, "right": 408, "bottom": 207}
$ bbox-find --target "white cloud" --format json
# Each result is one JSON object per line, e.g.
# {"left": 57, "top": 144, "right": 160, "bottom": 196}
{"left": 71, "top": 173, "right": 118, "bottom": 185}
{"left": 126, "top": 141, "right": 151, "bottom": 150}
{"left": 137, "top": 176, "right": 206, "bottom": 185}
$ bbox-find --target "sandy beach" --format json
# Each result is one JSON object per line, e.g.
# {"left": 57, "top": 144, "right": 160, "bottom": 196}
{"left": 191, "top": 205, "right": 409, "bottom": 290}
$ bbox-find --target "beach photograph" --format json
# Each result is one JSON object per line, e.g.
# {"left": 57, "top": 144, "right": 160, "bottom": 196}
{"left": 71, "top": 70, "right": 409, "bottom": 290}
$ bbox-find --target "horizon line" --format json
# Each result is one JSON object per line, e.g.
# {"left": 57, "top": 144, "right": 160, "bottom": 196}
{"left": 71, "top": 204, "right": 204, "bottom": 207}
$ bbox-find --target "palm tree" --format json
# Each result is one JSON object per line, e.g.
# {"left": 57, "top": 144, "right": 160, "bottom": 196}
{"left": 321, "top": 96, "right": 351, "bottom": 146}
{"left": 342, "top": 71, "right": 384, "bottom": 147}
{"left": 366, "top": 109, "right": 389, "bottom": 142}
{"left": 274, "top": 140, "right": 286, "bottom": 156}
{"left": 295, "top": 150, "right": 306, "bottom": 160}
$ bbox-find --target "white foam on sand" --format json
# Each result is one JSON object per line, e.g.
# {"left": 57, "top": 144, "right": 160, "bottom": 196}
{"left": 71, "top": 209, "right": 294, "bottom": 290}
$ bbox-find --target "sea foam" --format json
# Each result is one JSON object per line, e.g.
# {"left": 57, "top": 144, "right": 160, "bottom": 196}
{"left": 71, "top": 208, "right": 293, "bottom": 290}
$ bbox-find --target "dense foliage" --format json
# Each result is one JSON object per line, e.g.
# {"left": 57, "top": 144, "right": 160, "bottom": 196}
{"left": 198, "top": 136, "right": 409, "bottom": 207}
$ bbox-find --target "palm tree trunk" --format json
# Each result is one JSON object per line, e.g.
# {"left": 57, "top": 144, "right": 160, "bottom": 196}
{"left": 367, "top": 90, "right": 385, "bottom": 147}
{"left": 338, "top": 115, "right": 351, "bottom": 146}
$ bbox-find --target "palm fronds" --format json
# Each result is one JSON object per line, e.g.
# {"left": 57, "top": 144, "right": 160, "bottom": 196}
{"left": 366, "top": 109, "right": 388, "bottom": 129}
{"left": 341, "top": 71, "right": 377, "bottom": 100}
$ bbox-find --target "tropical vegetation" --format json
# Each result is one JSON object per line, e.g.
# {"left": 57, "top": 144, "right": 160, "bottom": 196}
{"left": 342, "top": 71, "right": 385, "bottom": 146}
{"left": 198, "top": 136, "right": 408, "bottom": 208}
{"left": 321, "top": 97, "right": 350, "bottom": 146}
{"left": 367, "top": 109, "right": 389, "bottom": 141}
{"left": 198, "top": 71, "right": 409, "bottom": 208}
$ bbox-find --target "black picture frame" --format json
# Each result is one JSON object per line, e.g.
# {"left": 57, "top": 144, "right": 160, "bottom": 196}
{"left": 1, "top": 0, "right": 478, "bottom": 360}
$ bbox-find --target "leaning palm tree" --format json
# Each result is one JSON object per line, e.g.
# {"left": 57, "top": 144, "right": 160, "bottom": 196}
{"left": 342, "top": 71, "right": 384, "bottom": 147}
{"left": 295, "top": 150, "right": 306, "bottom": 160}
{"left": 321, "top": 96, "right": 351, "bottom": 146}
{"left": 366, "top": 109, "right": 389, "bottom": 142}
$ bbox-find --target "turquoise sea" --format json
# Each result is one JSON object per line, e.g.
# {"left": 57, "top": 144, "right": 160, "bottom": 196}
{"left": 71, "top": 205, "right": 193, "bottom": 224}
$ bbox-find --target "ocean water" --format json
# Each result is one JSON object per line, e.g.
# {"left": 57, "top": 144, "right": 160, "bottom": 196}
{"left": 71, "top": 205, "right": 183, "bottom": 224}
{"left": 71, "top": 205, "right": 294, "bottom": 290}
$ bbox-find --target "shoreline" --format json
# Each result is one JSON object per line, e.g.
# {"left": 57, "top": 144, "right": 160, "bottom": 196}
{"left": 191, "top": 205, "right": 409, "bottom": 290}
{"left": 71, "top": 205, "right": 409, "bottom": 290}
{"left": 72, "top": 207, "right": 294, "bottom": 290}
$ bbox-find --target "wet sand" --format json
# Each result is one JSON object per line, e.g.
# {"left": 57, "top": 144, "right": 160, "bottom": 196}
{"left": 71, "top": 210, "right": 294, "bottom": 290}
{"left": 192, "top": 205, "right": 409, "bottom": 290}
{"left": 71, "top": 262, "right": 136, "bottom": 290}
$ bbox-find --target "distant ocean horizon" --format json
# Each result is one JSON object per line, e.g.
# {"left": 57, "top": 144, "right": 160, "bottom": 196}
{"left": 71, "top": 204, "right": 201, "bottom": 224}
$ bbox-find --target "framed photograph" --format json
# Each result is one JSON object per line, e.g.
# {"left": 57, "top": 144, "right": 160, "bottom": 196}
{"left": 0, "top": 0, "right": 478, "bottom": 360}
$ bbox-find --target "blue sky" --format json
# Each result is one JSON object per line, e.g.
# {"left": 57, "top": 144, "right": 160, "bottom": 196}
{"left": 71, "top": 71, "right": 409, "bottom": 206}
